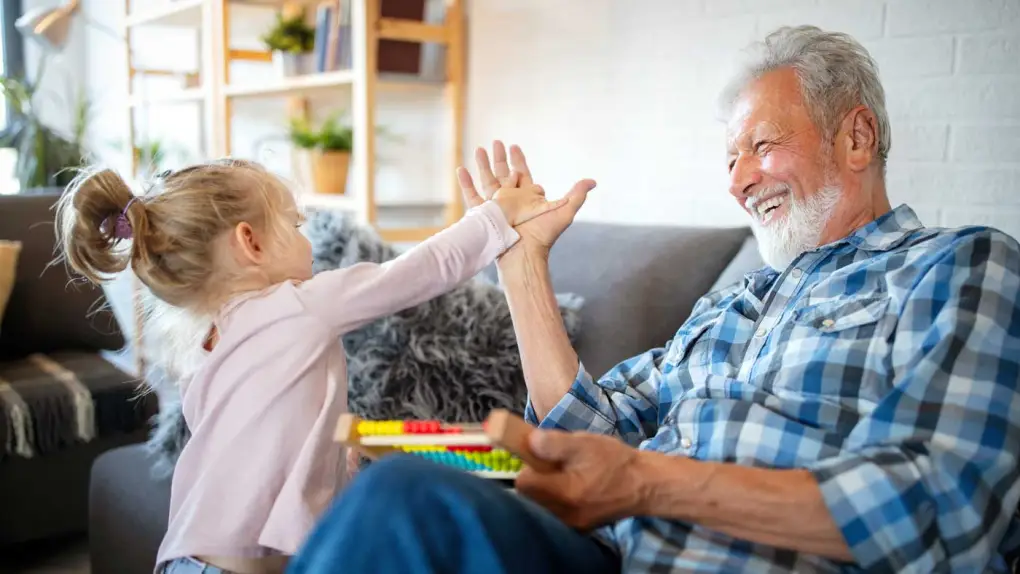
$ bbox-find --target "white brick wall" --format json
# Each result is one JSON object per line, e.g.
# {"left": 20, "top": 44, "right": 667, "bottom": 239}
{"left": 466, "top": 0, "right": 1020, "bottom": 240}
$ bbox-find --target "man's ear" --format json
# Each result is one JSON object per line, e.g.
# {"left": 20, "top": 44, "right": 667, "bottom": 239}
{"left": 840, "top": 105, "right": 878, "bottom": 172}
{"left": 232, "top": 222, "right": 264, "bottom": 265}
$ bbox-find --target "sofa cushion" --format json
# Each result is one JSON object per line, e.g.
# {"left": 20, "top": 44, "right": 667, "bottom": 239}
{"left": 709, "top": 235, "right": 765, "bottom": 293}
{"left": 0, "top": 240, "right": 20, "bottom": 333}
{"left": 485, "top": 221, "right": 752, "bottom": 378}
{"left": 0, "top": 193, "right": 125, "bottom": 359}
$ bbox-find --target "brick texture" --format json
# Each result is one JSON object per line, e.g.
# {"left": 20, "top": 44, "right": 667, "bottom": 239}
{"left": 466, "top": 0, "right": 1020, "bottom": 238}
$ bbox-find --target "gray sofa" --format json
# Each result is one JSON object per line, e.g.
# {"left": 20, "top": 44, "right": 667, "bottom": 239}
{"left": 0, "top": 192, "right": 156, "bottom": 549}
{"left": 89, "top": 220, "right": 760, "bottom": 574}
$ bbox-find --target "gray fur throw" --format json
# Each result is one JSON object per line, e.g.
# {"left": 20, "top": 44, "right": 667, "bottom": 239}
{"left": 143, "top": 208, "right": 584, "bottom": 475}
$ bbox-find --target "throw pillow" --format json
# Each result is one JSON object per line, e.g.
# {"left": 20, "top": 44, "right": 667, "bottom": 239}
{"left": 0, "top": 241, "right": 22, "bottom": 333}
{"left": 143, "top": 210, "right": 584, "bottom": 475}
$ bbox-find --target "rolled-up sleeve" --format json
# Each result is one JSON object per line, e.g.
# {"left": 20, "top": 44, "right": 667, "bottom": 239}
{"left": 808, "top": 229, "right": 1020, "bottom": 572}
{"left": 523, "top": 344, "right": 671, "bottom": 447}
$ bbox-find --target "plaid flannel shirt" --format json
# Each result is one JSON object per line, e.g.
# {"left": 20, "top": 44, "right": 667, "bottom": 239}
{"left": 526, "top": 204, "right": 1020, "bottom": 573}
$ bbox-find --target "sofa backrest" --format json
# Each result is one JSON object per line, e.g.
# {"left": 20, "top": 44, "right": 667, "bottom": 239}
{"left": 497, "top": 220, "right": 752, "bottom": 379}
{"left": 0, "top": 192, "right": 125, "bottom": 358}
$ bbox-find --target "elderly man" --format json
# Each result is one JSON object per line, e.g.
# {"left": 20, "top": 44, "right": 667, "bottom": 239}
{"left": 289, "top": 25, "right": 1020, "bottom": 573}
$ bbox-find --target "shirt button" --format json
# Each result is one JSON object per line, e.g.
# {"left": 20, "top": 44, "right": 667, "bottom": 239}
{"left": 790, "top": 268, "right": 803, "bottom": 279}
{"left": 821, "top": 318, "right": 836, "bottom": 330}
{"left": 680, "top": 437, "right": 692, "bottom": 449}
{"left": 755, "top": 327, "right": 767, "bottom": 338}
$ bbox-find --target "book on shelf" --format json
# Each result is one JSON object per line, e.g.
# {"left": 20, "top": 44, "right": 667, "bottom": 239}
{"left": 309, "top": 0, "right": 445, "bottom": 78}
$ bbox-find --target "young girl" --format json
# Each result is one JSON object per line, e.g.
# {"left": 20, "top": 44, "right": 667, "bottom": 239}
{"left": 55, "top": 158, "right": 564, "bottom": 574}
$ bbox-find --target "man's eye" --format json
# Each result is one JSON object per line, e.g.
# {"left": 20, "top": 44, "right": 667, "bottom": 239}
{"left": 753, "top": 140, "right": 770, "bottom": 153}
{"left": 727, "top": 159, "right": 736, "bottom": 172}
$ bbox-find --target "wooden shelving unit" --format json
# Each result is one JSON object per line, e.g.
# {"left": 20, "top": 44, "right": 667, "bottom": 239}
{"left": 122, "top": 0, "right": 465, "bottom": 375}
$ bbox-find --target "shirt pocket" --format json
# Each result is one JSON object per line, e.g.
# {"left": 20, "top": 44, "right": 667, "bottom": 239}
{"left": 791, "top": 295, "right": 890, "bottom": 332}
{"left": 662, "top": 317, "right": 718, "bottom": 370}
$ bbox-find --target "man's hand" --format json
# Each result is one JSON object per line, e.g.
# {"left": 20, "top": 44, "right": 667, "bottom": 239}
{"left": 457, "top": 140, "right": 597, "bottom": 259}
{"left": 514, "top": 428, "right": 647, "bottom": 531}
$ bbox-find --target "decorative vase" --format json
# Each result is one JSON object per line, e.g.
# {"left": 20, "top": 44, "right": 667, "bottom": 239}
{"left": 273, "top": 51, "right": 312, "bottom": 77}
{"left": 311, "top": 150, "right": 351, "bottom": 195}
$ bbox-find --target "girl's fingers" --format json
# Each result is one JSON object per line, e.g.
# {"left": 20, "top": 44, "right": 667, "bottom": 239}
{"left": 509, "top": 145, "right": 534, "bottom": 186}
{"left": 492, "top": 140, "right": 511, "bottom": 182}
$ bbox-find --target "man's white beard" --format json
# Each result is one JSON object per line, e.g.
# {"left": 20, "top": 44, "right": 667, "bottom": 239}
{"left": 751, "top": 184, "right": 842, "bottom": 271}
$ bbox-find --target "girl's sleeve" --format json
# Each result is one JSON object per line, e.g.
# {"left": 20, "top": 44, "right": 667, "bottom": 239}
{"left": 294, "top": 200, "right": 519, "bottom": 334}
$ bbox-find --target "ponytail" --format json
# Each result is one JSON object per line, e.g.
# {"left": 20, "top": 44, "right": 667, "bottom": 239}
{"left": 55, "top": 167, "right": 146, "bottom": 284}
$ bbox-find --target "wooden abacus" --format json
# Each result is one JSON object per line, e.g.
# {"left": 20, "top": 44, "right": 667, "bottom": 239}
{"left": 335, "top": 409, "right": 555, "bottom": 479}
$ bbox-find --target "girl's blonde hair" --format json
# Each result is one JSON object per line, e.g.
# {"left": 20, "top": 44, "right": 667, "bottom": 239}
{"left": 56, "top": 158, "right": 294, "bottom": 314}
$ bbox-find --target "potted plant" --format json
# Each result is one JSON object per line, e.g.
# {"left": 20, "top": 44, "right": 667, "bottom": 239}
{"left": 289, "top": 113, "right": 353, "bottom": 195}
{"left": 261, "top": 10, "right": 316, "bottom": 77}
{"left": 0, "top": 59, "right": 92, "bottom": 193}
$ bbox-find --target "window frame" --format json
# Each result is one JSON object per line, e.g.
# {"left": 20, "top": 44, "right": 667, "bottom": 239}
{"left": 1, "top": 0, "right": 25, "bottom": 145}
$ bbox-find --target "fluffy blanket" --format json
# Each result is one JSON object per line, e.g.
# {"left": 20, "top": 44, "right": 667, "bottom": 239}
{"left": 144, "top": 208, "right": 583, "bottom": 475}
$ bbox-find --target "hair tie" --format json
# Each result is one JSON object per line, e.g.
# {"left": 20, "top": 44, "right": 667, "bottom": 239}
{"left": 101, "top": 197, "right": 140, "bottom": 240}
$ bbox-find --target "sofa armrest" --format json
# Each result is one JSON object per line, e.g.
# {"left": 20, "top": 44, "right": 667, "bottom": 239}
{"left": 89, "top": 444, "right": 172, "bottom": 574}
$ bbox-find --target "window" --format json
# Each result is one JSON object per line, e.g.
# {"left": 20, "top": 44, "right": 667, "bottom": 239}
{"left": 1, "top": 0, "right": 24, "bottom": 140}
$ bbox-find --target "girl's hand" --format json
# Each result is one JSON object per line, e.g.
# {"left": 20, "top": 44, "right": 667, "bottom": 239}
{"left": 458, "top": 168, "right": 569, "bottom": 226}
{"left": 345, "top": 448, "right": 361, "bottom": 480}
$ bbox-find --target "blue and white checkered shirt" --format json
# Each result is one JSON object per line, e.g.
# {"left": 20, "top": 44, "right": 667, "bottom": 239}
{"left": 526, "top": 204, "right": 1020, "bottom": 573}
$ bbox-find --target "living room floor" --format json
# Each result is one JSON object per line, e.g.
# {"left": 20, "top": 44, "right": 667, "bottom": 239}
{"left": 0, "top": 535, "right": 89, "bottom": 574}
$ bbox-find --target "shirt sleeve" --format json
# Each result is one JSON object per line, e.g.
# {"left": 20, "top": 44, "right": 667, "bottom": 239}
{"left": 522, "top": 282, "right": 742, "bottom": 447}
{"left": 806, "top": 228, "right": 1020, "bottom": 572}
{"left": 523, "top": 345, "right": 672, "bottom": 447}
{"left": 293, "top": 200, "right": 519, "bottom": 334}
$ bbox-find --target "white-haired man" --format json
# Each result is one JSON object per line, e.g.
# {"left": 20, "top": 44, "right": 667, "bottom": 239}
{"left": 288, "top": 26, "right": 1020, "bottom": 573}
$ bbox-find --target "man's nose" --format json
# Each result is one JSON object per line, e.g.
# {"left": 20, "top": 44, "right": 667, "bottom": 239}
{"left": 728, "top": 155, "right": 762, "bottom": 200}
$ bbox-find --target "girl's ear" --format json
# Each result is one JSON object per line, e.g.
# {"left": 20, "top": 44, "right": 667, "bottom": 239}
{"left": 233, "top": 222, "right": 264, "bottom": 265}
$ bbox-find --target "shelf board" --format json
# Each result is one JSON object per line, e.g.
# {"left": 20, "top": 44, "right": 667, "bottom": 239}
{"left": 125, "top": 0, "right": 204, "bottom": 28}
{"left": 237, "top": 0, "right": 324, "bottom": 5}
{"left": 299, "top": 193, "right": 359, "bottom": 211}
{"left": 129, "top": 87, "right": 207, "bottom": 107}
{"left": 224, "top": 70, "right": 355, "bottom": 98}
{"left": 299, "top": 195, "right": 448, "bottom": 211}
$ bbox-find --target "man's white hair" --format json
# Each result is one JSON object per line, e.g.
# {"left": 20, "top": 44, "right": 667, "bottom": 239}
{"left": 720, "top": 25, "right": 891, "bottom": 167}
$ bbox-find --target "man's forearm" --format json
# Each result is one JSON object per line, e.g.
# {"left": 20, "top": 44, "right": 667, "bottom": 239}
{"left": 498, "top": 248, "right": 579, "bottom": 420}
{"left": 635, "top": 451, "right": 854, "bottom": 562}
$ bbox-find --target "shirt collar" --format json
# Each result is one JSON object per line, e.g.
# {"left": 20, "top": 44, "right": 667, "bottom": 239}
{"left": 737, "top": 203, "right": 925, "bottom": 286}
{"left": 838, "top": 203, "right": 924, "bottom": 252}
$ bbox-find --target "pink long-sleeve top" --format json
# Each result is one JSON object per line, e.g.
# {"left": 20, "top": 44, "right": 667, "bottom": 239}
{"left": 155, "top": 201, "right": 519, "bottom": 571}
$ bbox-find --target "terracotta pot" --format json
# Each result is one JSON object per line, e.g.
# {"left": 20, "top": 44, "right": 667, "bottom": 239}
{"left": 311, "top": 150, "right": 350, "bottom": 195}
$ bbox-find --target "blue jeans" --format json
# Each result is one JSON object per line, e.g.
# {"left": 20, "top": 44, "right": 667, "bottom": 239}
{"left": 288, "top": 455, "right": 621, "bottom": 574}
{"left": 160, "top": 557, "right": 224, "bottom": 574}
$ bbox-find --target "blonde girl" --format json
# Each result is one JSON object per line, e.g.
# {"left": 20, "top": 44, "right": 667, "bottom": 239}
{"left": 55, "top": 158, "right": 565, "bottom": 574}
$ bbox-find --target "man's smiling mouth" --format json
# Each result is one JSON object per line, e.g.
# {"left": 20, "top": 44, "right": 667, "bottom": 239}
{"left": 746, "top": 191, "right": 789, "bottom": 225}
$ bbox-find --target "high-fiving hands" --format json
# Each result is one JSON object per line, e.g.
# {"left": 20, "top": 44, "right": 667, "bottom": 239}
{"left": 457, "top": 141, "right": 597, "bottom": 257}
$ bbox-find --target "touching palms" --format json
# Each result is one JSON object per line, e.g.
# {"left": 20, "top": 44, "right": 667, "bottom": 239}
{"left": 457, "top": 140, "right": 597, "bottom": 254}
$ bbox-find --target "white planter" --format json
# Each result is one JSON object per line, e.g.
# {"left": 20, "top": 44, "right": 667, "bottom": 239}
{"left": 272, "top": 51, "right": 313, "bottom": 77}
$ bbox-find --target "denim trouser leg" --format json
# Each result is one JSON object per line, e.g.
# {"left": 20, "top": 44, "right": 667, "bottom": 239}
{"left": 287, "top": 455, "right": 621, "bottom": 574}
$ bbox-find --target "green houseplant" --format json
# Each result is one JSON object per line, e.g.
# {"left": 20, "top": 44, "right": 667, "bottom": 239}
{"left": 289, "top": 113, "right": 353, "bottom": 195}
{"left": 0, "top": 60, "right": 91, "bottom": 192}
{"left": 261, "top": 10, "right": 316, "bottom": 77}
